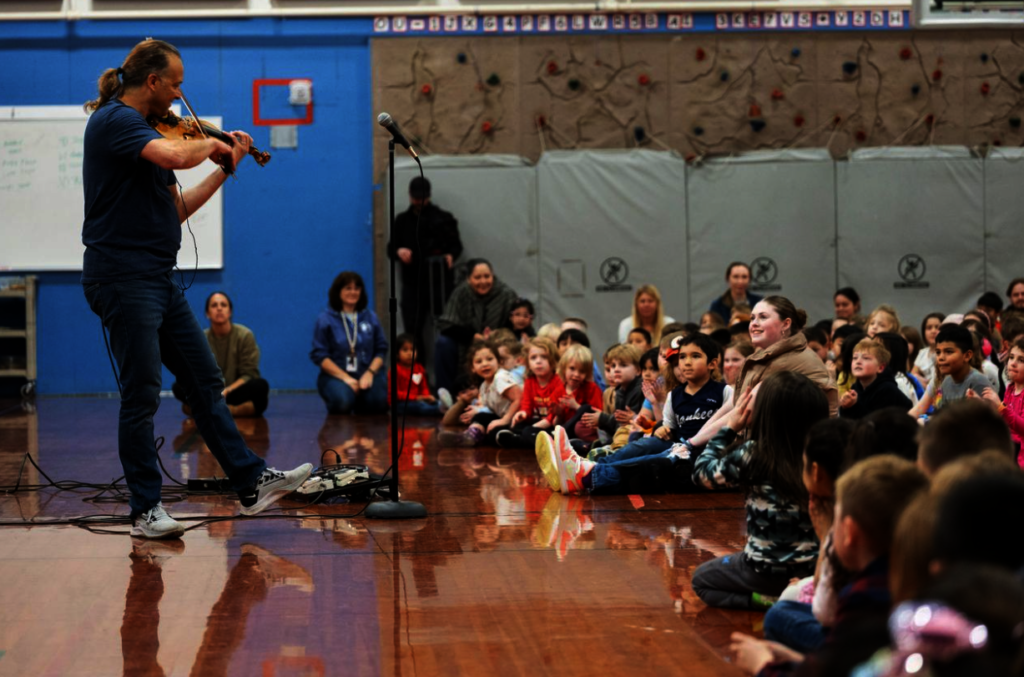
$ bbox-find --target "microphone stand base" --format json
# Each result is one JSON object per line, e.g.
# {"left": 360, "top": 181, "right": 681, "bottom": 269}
{"left": 365, "top": 499, "right": 427, "bottom": 520}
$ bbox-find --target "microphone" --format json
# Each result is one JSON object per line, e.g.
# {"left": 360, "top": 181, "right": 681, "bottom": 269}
{"left": 377, "top": 112, "right": 418, "bottom": 159}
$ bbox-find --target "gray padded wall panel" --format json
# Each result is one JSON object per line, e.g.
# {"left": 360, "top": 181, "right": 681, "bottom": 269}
{"left": 837, "top": 148, "right": 984, "bottom": 328}
{"left": 393, "top": 156, "right": 540, "bottom": 316}
{"left": 687, "top": 150, "right": 837, "bottom": 322}
{"left": 984, "top": 149, "right": 1024, "bottom": 295}
{"left": 537, "top": 150, "right": 688, "bottom": 354}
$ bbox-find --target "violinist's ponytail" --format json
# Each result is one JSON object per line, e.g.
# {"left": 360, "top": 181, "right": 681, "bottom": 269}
{"left": 84, "top": 39, "right": 180, "bottom": 113}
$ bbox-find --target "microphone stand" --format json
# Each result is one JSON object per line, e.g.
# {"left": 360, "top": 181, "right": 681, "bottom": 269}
{"left": 366, "top": 139, "right": 427, "bottom": 520}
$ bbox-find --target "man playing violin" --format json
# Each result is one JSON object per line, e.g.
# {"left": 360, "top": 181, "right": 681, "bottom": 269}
{"left": 81, "top": 38, "right": 310, "bottom": 539}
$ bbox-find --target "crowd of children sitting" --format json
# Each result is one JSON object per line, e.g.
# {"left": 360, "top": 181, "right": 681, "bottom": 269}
{"left": 398, "top": 276, "right": 1024, "bottom": 677}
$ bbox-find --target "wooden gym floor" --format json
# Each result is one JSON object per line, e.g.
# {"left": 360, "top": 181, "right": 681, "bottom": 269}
{"left": 0, "top": 394, "right": 755, "bottom": 676}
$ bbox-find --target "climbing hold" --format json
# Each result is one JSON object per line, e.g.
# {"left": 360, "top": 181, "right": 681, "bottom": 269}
{"left": 771, "top": 88, "right": 784, "bottom": 101}
{"left": 481, "top": 120, "right": 494, "bottom": 134}
{"left": 911, "top": 84, "right": 921, "bottom": 96}
{"left": 750, "top": 119, "right": 766, "bottom": 133}
{"left": 900, "top": 47, "right": 913, "bottom": 60}
{"left": 638, "top": 73, "right": 651, "bottom": 86}
{"left": 457, "top": 52, "right": 468, "bottom": 64}
{"left": 1019, "top": 72, "right": 1024, "bottom": 85}
{"left": 925, "top": 114, "right": 935, "bottom": 126}
{"left": 932, "top": 69, "right": 943, "bottom": 81}
{"left": 568, "top": 78, "right": 581, "bottom": 91}
{"left": 855, "top": 130, "right": 867, "bottom": 142}
{"left": 1011, "top": 117, "right": 1022, "bottom": 128}
{"left": 981, "top": 81, "right": 991, "bottom": 96}
{"left": 981, "top": 53, "right": 989, "bottom": 63}
{"left": 993, "top": 138, "right": 1002, "bottom": 146}
{"left": 693, "top": 126, "right": 705, "bottom": 136}
{"left": 833, "top": 114, "right": 843, "bottom": 126}
{"left": 791, "top": 47, "right": 802, "bottom": 58}
{"left": 547, "top": 60, "right": 558, "bottom": 75}
{"left": 793, "top": 114, "right": 805, "bottom": 128}
{"left": 696, "top": 47, "right": 706, "bottom": 61}
{"left": 634, "top": 126, "right": 646, "bottom": 142}
{"left": 487, "top": 73, "right": 501, "bottom": 86}
{"left": 842, "top": 61, "right": 858, "bottom": 75}
{"left": 749, "top": 104, "right": 762, "bottom": 118}
{"left": 685, "top": 152, "right": 697, "bottom": 163}
{"left": 720, "top": 70, "right": 729, "bottom": 82}
{"left": 421, "top": 83, "right": 433, "bottom": 96}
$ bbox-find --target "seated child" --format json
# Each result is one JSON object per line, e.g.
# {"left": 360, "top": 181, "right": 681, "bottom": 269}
{"left": 493, "top": 334, "right": 526, "bottom": 386}
{"left": 505, "top": 298, "right": 536, "bottom": 342}
{"left": 910, "top": 324, "right": 991, "bottom": 416}
{"left": 972, "top": 335, "right": 1024, "bottom": 465}
{"left": 839, "top": 339, "right": 912, "bottom": 420}
{"left": 438, "top": 340, "right": 522, "bottom": 446}
{"left": 496, "top": 338, "right": 564, "bottom": 448}
{"left": 916, "top": 398, "right": 1015, "bottom": 476}
{"left": 591, "top": 333, "right": 731, "bottom": 462}
{"left": 762, "top": 418, "right": 857, "bottom": 654}
{"left": 555, "top": 344, "right": 604, "bottom": 440}
{"left": 724, "top": 340, "right": 755, "bottom": 388}
{"left": 558, "top": 327, "right": 605, "bottom": 389}
{"left": 389, "top": 333, "right": 443, "bottom": 417}
{"left": 626, "top": 327, "right": 652, "bottom": 353}
{"left": 632, "top": 347, "right": 666, "bottom": 441}
{"left": 731, "top": 455, "right": 929, "bottom": 676}
{"left": 865, "top": 304, "right": 901, "bottom": 338}
{"left": 690, "top": 371, "right": 830, "bottom": 610}
{"left": 560, "top": 344, "right": 644, "bottom": 451}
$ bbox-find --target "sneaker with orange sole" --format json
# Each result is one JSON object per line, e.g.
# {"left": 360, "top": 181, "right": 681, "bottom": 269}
{"left": 556, "top": 452, "right": 593, "bottom": 494}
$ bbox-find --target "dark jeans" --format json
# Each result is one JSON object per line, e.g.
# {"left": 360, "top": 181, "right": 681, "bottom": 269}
{"left": 588, "top": 451, "right": 695, "bottom": 495}
{"left": 595, "top": 435, "right": 672, "bottom": 464}
{"left": 763, "top": 600, "right": 826, "bottom": 652}
{"left": 172, "top": 377, "right": 270, "bottom": 416}
{"left": 85, "top": 274, "right": 266, "bottom": 515}
{"left": 692, "top": 552, "right": 812, "bottom": 610}
{"left": 317, "top": 371, "right": 388, "bottom": 415}
{"left": 394, "top": 399, "right": 442, "bottom": 417}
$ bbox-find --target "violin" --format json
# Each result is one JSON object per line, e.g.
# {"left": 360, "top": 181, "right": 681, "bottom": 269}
{"left": 149, "top": 109, "right": 271, "bottom": 171}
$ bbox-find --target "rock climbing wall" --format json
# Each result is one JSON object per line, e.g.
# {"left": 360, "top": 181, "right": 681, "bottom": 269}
{"left": 372, "top": 30, "right": 1024, "bottom": 165}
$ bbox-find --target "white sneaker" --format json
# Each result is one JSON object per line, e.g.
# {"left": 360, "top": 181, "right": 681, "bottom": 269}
{"left": 130, "top": 503, "right": 185, "bottom": 540}
{"left": 239, "top": 464, "right": 313, "bottom": 516}
{"left": 437, "top": 388, "right": 454, "bottom": 413}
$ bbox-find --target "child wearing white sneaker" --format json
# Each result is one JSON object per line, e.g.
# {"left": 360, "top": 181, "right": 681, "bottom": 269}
{"left": 439, "top": 340, "right": 522, "bottom": 446}
{"left": 497, "top": 338, "right": 564, "bottom": 448}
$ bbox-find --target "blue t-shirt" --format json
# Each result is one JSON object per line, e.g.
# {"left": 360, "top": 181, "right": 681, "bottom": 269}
{"left": 82, "top": 99, "right": 179, "bottom": 283}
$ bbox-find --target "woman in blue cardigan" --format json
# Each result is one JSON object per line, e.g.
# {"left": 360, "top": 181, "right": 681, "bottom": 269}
{"left": 311, "top": 271, "right": 389, "bottom": 414}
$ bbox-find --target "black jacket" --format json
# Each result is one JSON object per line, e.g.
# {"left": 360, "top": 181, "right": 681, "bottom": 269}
{"left": 840, "top": 372, "right": 912, "bottom": 420}
{"left": 388, "top": 203, "right": 462, "bottom": 282}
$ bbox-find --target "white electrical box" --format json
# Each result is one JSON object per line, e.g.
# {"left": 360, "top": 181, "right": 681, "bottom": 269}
{"left": 289, "top": 80, "right": 313, "bottom": 106}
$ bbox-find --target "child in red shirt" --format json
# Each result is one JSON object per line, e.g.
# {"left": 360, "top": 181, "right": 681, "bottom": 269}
{"left": 496, "top": 338, "right": 564, "bottom": 448}
{"left": 389, "top": 333, "right": 442, "bottom": 417}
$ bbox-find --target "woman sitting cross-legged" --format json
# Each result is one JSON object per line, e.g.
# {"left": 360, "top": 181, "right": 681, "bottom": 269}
{"left": 172, "top": 291, "right": 269, "bottom": 417}
{"left": 311, "top": 271, "right": 388, "bottom": 415}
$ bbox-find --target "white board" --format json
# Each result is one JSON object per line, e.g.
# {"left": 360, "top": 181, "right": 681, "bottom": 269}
{"left": 0, "top": 106, "right": 223, "bottom": 271}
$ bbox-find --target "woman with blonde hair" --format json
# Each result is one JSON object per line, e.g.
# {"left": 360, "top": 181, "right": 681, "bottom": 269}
{"left": 617, "top": 284, "right": 675, "bottom": 345}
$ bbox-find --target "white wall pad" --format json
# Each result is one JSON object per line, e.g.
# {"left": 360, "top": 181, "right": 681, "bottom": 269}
{"left": 536, "top": 149, "right": 688, "bottom": 353}
{"left": 837, "top": 146, "right": 983, "bottom": 328}
{"left": 983, "top": 148, "right": 1024, "bottom": 297}
{"left": 687, "top": 149, "right": 837, "bottom": 324}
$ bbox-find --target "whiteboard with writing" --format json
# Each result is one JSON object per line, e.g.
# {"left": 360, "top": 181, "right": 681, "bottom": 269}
{"left": 0, "top": 106, "right": 223, "bottom": 271}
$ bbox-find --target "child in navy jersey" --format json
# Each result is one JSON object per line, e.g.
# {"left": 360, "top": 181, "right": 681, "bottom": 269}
{"left": 534, "top": 333, "right": 731, "bottom": 495}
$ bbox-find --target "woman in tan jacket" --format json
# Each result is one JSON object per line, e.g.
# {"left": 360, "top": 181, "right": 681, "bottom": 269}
{"left": 683, "top": 296, "right": 838, "bottom": 449}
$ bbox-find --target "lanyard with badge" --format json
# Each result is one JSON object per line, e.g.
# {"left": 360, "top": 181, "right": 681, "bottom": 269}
{"left": 342, "top": 312, "right": 359, "bottom": 373}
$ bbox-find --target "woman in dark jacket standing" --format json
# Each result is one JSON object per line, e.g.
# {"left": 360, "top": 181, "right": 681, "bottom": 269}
{"left": 434, "top": 259, "right": 519, "bottom": 392}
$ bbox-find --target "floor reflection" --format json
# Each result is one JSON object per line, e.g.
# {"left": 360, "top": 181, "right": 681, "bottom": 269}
{"left": 121, "top": 539, "right": 317, "bottom": 677}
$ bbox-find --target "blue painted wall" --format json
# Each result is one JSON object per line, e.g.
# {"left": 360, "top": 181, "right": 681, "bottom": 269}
{"left": 0, "top": 19, "right": 376, "bottom": 394}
